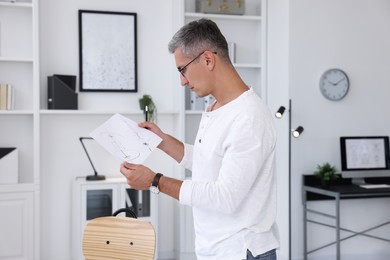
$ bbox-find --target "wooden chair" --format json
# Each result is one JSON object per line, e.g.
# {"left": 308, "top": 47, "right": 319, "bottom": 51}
{"left": 82, "top": 208, "right": 156, "bottom": 260}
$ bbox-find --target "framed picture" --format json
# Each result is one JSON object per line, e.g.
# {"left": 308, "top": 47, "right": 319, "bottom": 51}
{"left": 78, "top": 10, "right": 137, "bottom": 92}
{"left": 340, "top": 136, "right": 390, "bottom": 171}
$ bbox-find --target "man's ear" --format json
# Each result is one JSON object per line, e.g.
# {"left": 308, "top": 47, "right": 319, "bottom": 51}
{"left": 204, "top": 51, "right": 215, "bottom": 68}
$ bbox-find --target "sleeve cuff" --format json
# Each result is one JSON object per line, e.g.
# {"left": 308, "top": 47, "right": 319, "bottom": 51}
{"left": 178, "top": 143, "right": 193, "bottom": 170}
{"left": 179, "top": 179, "right": 192, "bottom": 206}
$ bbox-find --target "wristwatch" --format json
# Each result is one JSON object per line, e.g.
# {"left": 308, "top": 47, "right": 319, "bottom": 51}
{"left": 150, "top": 173, "right": 163, "bottom": 194}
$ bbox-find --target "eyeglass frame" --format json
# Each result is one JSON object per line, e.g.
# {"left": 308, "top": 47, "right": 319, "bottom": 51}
{"left": 177, "top": 51, "right": 217, "bottom": 77}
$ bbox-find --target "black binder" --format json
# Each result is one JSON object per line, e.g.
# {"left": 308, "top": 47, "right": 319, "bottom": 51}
{"left": 48, "top": 75, "right": 78, "bottom": 109}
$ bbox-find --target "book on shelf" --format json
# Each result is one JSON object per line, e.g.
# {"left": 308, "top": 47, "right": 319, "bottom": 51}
{"left": 189, "top": 91, "right": 216, "bottom": 111}
{"left": 228, "top": 42, "right": 236, "bottom": 63}
{"left": 0, "top": 84, "right": 6, "bottom": 110}
{"left": 190, "top": 91, "right": 205, "bottom": 111}
{"left": 0, "top": 83, "right": 15, "bottom": 110}
{"left": 204, "top": 94, "right": 216, "bottom": 110}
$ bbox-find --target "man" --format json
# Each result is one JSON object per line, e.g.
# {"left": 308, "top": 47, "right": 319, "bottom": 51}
{"left": 120, "top": 18, "right": 279, "bottom": 260}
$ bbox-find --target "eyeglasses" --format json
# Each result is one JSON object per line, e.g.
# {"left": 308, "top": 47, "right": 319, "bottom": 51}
{"left": 177, "top": 51, "right": 217, "bottom": 77}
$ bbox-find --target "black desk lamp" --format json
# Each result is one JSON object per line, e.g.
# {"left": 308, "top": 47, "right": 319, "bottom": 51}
{"left": 79, "top": 137, "right": 106, "bottom": 181}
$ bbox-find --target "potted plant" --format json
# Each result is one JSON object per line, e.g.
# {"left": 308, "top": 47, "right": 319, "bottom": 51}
{"left": 314, "top": 162, "right": 339, "bottom": 187}
{"left": 139, "top": 94, "right": 157, "bottom": 122}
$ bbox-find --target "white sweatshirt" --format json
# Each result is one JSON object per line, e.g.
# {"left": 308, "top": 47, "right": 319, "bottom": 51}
{"left": 179, "top": 88, "right": 280, "bottom": 260}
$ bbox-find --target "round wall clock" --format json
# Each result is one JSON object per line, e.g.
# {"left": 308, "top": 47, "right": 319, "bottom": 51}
{"left": 319, "top": 68, "right": 350, "bottom": 101}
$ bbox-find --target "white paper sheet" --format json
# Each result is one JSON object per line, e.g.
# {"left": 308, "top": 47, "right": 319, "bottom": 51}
{"left": 360, "top": 184, "right": 390, "bottom": 189}
{"left": 90, "top": 113, "right": 162, "bottom": 164}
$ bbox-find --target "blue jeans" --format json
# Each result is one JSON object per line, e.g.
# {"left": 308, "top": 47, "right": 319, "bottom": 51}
{"left": 246, "top": 249, "right": 277, "bottom": 260}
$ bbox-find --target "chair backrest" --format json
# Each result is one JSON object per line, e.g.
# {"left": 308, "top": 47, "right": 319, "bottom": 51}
{"left": 82, "top": 216, "right": 156, "bottom": 260}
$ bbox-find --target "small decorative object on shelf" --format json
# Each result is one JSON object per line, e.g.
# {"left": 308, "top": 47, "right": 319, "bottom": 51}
{"left": 139, "top": 94, "right": 157, "bottom": 122}
{"left": 314, "top": 162, "right": 339, "bottom": 188}
{"left": 195, "top": 0, "right": 245, "bottom": 15}
{"left": 0, "top": 83, "right": 14, "bottom": 110}
{"left": 0, "top": 147, "right": 18, "bottom": 184}
{"left": 228, "top": 42, "right": 236, "bottom": 63}
{"left": 47, "top": 75, "right": 78, "bottom": 110}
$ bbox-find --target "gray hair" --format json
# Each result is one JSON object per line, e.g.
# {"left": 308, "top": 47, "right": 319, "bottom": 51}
{"left": 168, "top": 18, "right": 230, "bottom": 63}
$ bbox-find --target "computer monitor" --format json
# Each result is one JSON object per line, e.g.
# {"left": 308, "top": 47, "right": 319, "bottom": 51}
{"left": 340, "top": 136, "right": 390, "bottom": 183}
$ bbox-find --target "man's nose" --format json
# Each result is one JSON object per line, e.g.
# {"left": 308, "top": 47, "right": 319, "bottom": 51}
{"left": 180, "top": 74, "right": 189, "bottom": 86}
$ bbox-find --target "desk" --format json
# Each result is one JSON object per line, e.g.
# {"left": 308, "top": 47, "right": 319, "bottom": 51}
{"left": 302, "top": 175, "right": 390, "bottom": 260}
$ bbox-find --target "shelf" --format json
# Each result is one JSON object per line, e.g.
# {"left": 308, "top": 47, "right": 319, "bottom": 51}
{"left": 0, "top": 183, "right": 35, "bottom": 193}
{"left": 40, "top": 110, "right": 129, "bottom": 115}
{"left": 0, "top": 110, "right": 34, "bottom": 115}
{"left": 185, "top": 110, "right": 203, "bottom": 115}
{"left": 234, "top": 63, "right": 262, "bottom": 68}
{"left": 185, "top": 12, "right": 261, "bottom": 21}
{"left": 40, "top": 109, "right": 180, "bottom": 116}
{"left": 0, "top": 57, "right": 33, "bottom": 62}
{"left": 0, "top": 1, "right": 32, "bottom": 8}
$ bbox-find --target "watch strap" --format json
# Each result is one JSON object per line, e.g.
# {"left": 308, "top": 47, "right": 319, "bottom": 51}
{"left": 152, "top": 173, "right": 163, "bottom": 188}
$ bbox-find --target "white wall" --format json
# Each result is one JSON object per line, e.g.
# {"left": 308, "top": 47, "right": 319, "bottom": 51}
{"left": 39, "top": 0, "right": 177, "bottom": 112}
{"left": 267, "top": 0, "right": 290, "bottom": 259}
{"left": 289, "top": 0, "right": 390, "bottom": 259}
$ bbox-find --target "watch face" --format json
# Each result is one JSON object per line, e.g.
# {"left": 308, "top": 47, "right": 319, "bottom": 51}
{"left": 149, "top": 185, "right": 160, "bottom": 194}
{"left": 319, "top": 69, "right": 349, "bottom": 101}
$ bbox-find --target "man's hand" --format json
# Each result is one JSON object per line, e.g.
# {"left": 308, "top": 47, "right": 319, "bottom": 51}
{"left": 138, "top": 121, "right": 185, "bottom": 163}
{"left": 120, "top": 162, "right": 155, "bottom": 190}
{"left": 138, "top": 121, "right": 166, "bottom": 149}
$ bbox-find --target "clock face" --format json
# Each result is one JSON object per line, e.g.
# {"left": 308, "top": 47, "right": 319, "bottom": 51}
{"left": 319, "top": 69, "right": 349, "bottom": 101}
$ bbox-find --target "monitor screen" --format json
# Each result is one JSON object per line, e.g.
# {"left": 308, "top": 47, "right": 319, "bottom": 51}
{"left": 340, "top": 136, "right": 390, "bottom": 171}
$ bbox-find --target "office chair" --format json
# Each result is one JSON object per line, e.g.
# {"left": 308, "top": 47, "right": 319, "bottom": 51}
{"left": 82, "top": 208, "right": 156, "bottom": 260}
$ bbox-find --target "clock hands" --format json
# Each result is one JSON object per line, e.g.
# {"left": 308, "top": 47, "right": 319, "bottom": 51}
{"left": 327, "top": 80, "right": 336, "bottom": 86}
{"left": 328, "top": 77, "right": 346, "bottom": 86}
{"left": 335, "top": 78, "right": 346, "bottom": 85}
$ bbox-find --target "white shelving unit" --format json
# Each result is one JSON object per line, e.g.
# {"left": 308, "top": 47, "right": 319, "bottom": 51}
{"left": 181, "top": 0, "right": 267, "bottom": 142}
{"left": 0, "top": 0, "right": 39, "bottom": 260}
{"left": 0, "top": 0, "right": 40, "bottom": 259}
{"left": 173, "top": 1, "right": 267, "bottom": 259}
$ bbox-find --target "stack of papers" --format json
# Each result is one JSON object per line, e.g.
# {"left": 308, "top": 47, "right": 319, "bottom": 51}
{"left": 360, "top": 184, "right": 390, "bottom": 189}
